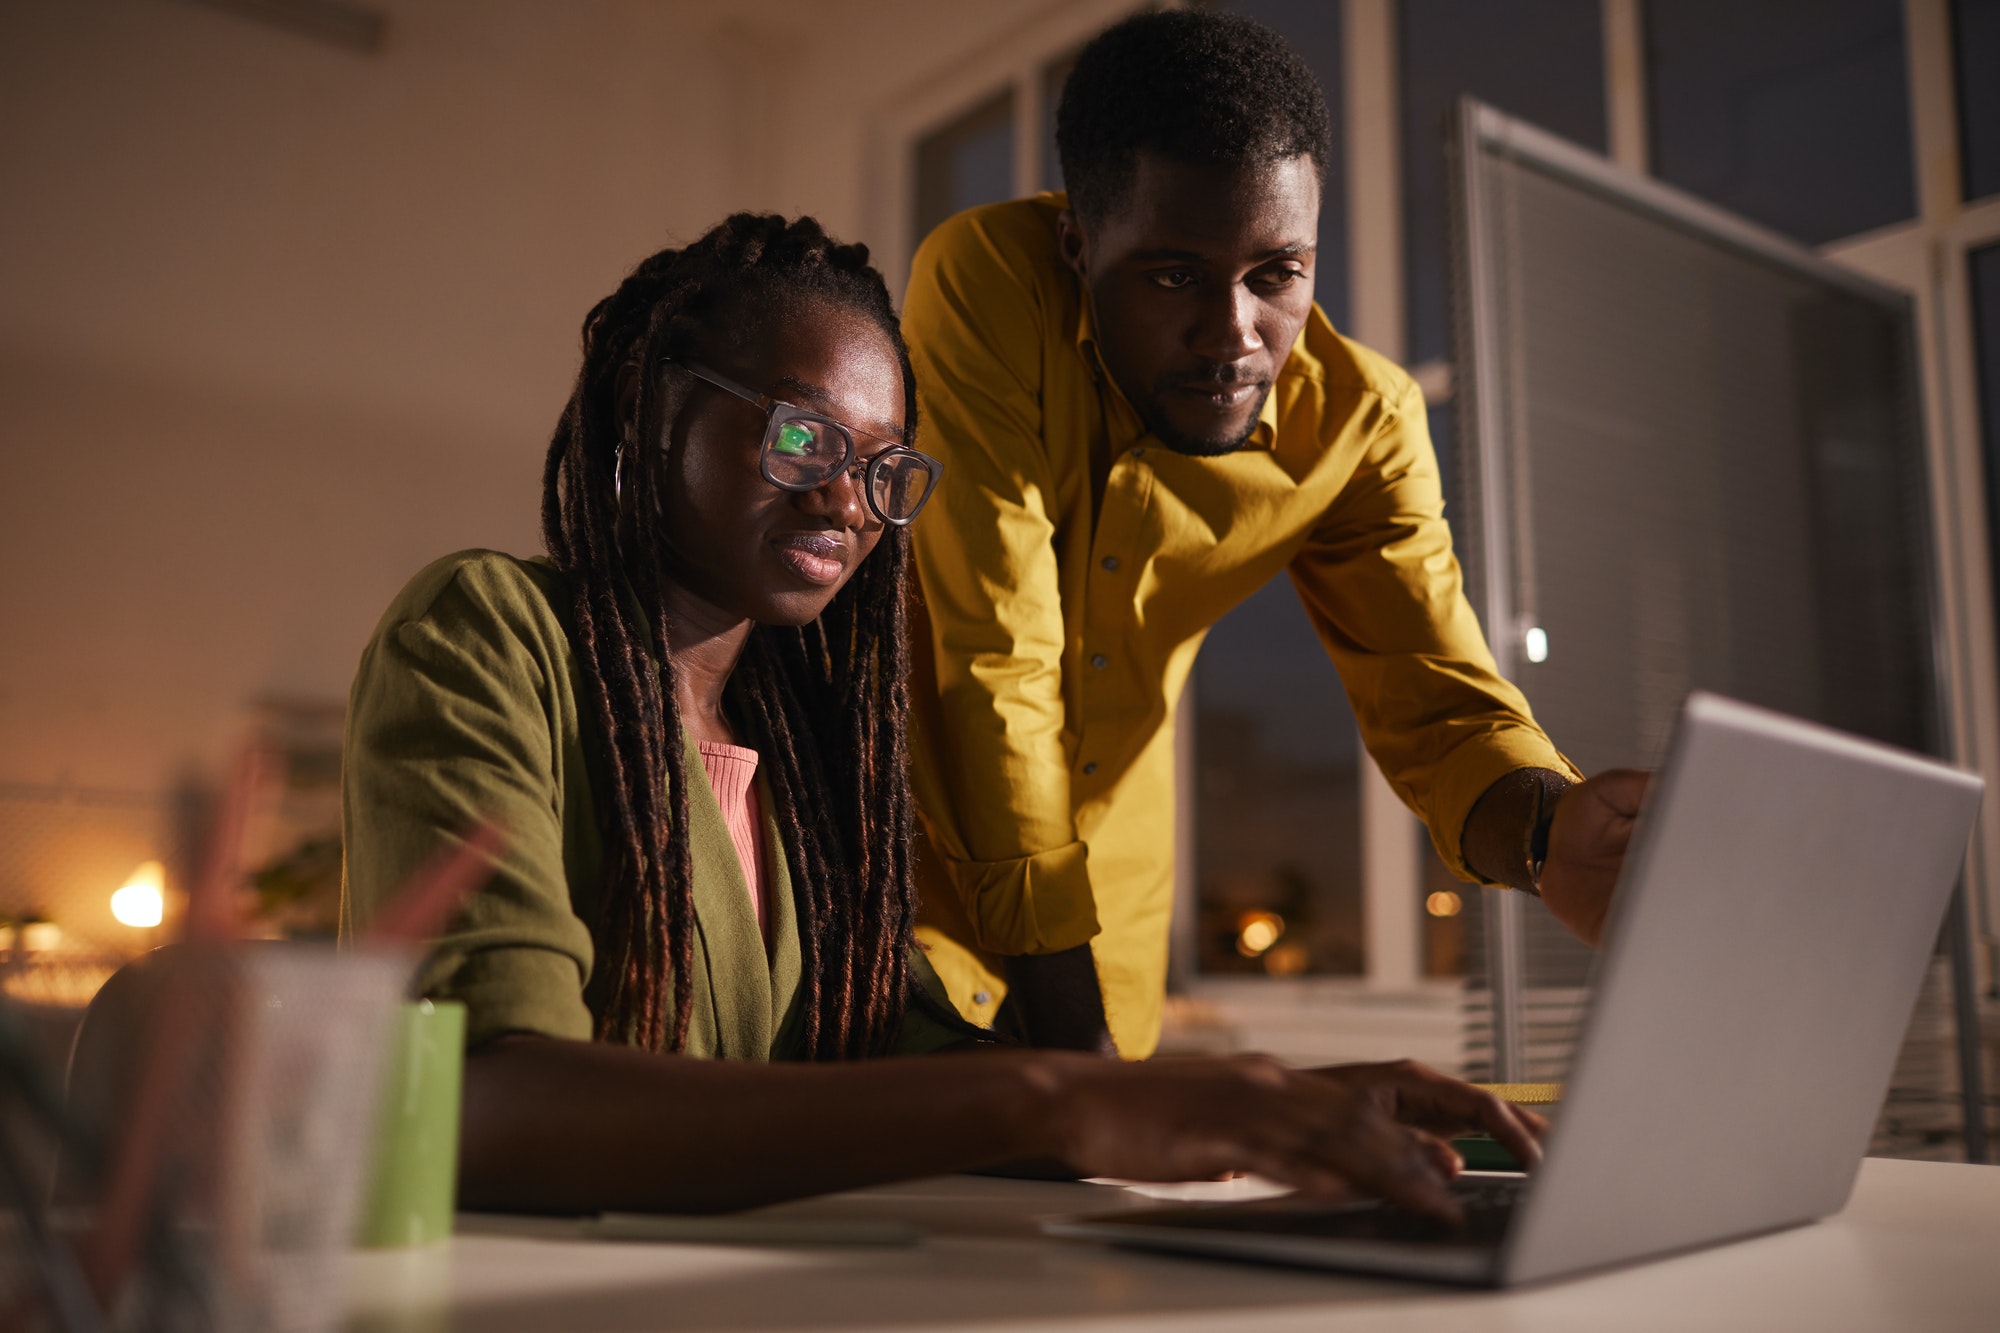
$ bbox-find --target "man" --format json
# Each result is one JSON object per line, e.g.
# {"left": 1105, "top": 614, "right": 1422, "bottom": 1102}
{"left": 903, "top": 9, "right": 1645, "bottom": 1057}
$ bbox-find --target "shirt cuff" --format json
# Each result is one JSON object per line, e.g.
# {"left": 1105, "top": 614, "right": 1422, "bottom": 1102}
{"left": 421, "top": 944, "right": 595, "bottom": 1047}
{"left": 935, "top": 840, "right": 1100, "bottom": 956}
{"left": 1427, "top": 732, "right": 1584, "bottom": 884}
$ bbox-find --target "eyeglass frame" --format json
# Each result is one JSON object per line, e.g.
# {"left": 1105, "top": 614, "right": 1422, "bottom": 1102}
{"left": 670, "top": 359, "right": 942, "bottom": 527}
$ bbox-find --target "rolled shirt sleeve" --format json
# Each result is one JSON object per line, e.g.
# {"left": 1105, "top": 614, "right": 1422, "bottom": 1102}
{"left": 340, "top": 553, "right": 601, "bottom": 1046}
{"left": 904, "top": 212, "right": 1100, "bottom": 956}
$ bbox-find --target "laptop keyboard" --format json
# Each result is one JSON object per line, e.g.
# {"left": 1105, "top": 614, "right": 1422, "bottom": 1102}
{"left": 1116, "top": 1175, "right": 1526, "bottom": 1248}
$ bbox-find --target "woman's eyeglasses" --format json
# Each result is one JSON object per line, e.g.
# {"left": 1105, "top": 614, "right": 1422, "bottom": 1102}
{"left": 674, "top": 361, "right": 942, "bottom": 527}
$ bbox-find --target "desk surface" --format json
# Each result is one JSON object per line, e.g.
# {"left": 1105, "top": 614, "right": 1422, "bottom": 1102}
{"left": 345, "top": 1157, "right": 2000, "bottom": 1332}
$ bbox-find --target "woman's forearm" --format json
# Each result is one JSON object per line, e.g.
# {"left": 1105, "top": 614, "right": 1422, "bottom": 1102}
{"left": 458, "top": 1035, "right": 1549, "bottom": 1220}
{"left": 458, "top": 1035, "right": 1067, "bottom": 1214}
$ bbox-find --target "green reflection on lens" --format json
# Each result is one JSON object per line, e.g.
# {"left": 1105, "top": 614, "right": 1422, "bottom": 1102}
{"left": 775, "top": 422, "right": 814, "bottom": 456}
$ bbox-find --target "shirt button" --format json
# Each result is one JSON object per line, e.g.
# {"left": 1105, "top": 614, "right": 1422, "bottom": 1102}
{"left": 972, "top": 991, "right": 991, "bottom": 1005}
{"left": 1132, "top": 447, "right": 1147, "bottom": 459}
{"left": 1090, "top": 653, "right": 1109, "bottom": 670}
{"left": 1082, "top": 762, "right": 1098, "bottom": 775}
{"left": 1101, "top": 555, "right": 1120, "bottom": 571}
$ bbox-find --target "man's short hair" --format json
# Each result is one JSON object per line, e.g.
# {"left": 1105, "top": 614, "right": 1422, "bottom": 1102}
{"left": 1055, "top": 9, "right": 1331, "bottom": 224}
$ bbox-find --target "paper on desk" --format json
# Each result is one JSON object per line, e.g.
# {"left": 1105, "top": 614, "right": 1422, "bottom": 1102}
{"left": 1085, "top": 1175, "right": 1292, "bottom": 1204}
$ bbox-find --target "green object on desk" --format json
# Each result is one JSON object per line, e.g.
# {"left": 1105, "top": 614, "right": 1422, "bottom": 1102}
{"left": 1459, "top": 1083, "right": 1559, "bottom": 1172}
{"left": 358, "top": 999, "right": 465, "bottom": 1248}
{"left": 1452, "top": 1135, "right": 1525, "bottom": 1172}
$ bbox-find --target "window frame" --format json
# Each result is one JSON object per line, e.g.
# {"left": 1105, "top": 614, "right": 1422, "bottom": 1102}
{"left": 1820, "top": 0, "right": 2000, "bottom": 967}
{"left": 866, "top": 0, "right": 1153, "bottom": 304}
{"left": 1405, "top": 0, "right": 2000, "bottom": 988}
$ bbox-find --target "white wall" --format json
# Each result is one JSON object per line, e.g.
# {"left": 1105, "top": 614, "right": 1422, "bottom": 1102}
{"left": 0, "top": 0, "right": 739, "bottom": 793}
{"left": 0, "top": 0, "right": 1062, "bottom": 933}
{"left": 0, "top": 0, "right": 1062, "bottom": 789}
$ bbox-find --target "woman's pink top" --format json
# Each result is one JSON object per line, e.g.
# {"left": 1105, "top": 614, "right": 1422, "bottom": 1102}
{"left": 695, "top": 741, "right": 771, "bottom": 947}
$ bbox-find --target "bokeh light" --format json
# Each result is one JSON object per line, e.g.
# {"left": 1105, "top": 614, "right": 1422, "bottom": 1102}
{"left": 111, "top": 860, "right": 166, "bottom": 929}
{"left": 1235, "top": 910, "right": 1285, "bottom": 957}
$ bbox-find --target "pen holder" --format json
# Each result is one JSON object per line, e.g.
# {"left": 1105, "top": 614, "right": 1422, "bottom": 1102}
{"left": 57, "top": 942, "right": 411, "bottom": 1333}
{"left": 358, "top": 999, "right": 466, "bottom": 1249}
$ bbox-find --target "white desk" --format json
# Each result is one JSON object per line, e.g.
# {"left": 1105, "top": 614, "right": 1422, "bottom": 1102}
{"left": 345, "top": 1158, "right": 2000, "bottom": 1331}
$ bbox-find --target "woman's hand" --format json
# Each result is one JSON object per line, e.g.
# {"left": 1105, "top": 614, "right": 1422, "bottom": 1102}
{"left": 1040, "top": 1055, "right": 1547, "bottom": 1222}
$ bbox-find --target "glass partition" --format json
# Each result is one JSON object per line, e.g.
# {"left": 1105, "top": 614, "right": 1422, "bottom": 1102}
{"left": 1450, "top": 98, "right": 1941, "bottom": 1078}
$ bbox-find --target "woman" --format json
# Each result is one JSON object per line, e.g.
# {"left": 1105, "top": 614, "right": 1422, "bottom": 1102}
{"left": 341, "top": 214, "right": 1540, "bottom": 1217}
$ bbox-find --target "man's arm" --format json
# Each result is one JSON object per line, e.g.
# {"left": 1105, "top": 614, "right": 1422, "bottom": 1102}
{"left": 902, "top": 209, "right": 1113, "bottom": 1051}
{"left": 1287, "top": 377, "right": 1637, "bottom": 944}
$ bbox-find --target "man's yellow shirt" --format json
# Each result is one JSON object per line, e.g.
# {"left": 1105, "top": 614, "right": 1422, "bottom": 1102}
{"left": 902, "top": 195, "right": 1577, "bottom": 1057}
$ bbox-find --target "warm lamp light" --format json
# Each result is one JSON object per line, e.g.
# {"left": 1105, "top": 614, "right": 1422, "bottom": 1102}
{"left": 1235, "top": 909, "right": 1285, "bottom": 957}
{"left": 1426, "top": 890, "right": 1463, "bottom": 918}
{"left": 112, "top": 860, "right": 166, "bottom": 929}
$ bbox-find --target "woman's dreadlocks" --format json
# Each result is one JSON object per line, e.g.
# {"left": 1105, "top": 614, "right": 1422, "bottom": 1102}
{"left": 541, "top": 213, "right": 923, "bottom": 1060}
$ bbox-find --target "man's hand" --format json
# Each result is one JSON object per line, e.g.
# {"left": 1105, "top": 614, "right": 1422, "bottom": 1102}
{"left": 1463, "top": 766, "right": 1652, "bottom": 947}
{"left": 1537, "top": 770, "right": 1650, "bottom": 946}
{"left": 1001, "top": 944, "right": 1119, "bottom": 1056}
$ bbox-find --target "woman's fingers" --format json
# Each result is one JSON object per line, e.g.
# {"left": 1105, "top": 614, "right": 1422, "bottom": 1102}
{"left": 1309, "top": 1118, "right": 1464, "bottom": 1223}
{"left": 1423, "top": 1129, "right": 1466, "bottom": 1182}
{"left": 1235, "top": 1076, "right": 1466, "bottom": 1222}
{"left": 1404, "top": 1072, "right": 1547, "bottom": 1169}
{"left": 1052, "top": 1054, "right": 1546, "bottom": 1222}
{"left": 1333, "top": 1059, "right": 1550, "bottom": 1170}
{"left": 1477, "top": 1098, "right": 1547, "bottom": 1169}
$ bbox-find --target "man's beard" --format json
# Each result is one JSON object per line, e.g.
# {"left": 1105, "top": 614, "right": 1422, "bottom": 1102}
{"left": 1136, "top": 378, "right": 1270, "bottom": 457}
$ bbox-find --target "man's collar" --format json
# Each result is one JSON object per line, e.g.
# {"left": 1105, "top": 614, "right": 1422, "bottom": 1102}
{"left": 1071, "top": 286, "right": 1278, "bottom": 453}
{"left": 1250, "top": 373, "right": 1281, "bottom": 450}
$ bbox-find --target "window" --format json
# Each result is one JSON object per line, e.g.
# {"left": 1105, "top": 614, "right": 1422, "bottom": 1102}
{"left": 1392, "top": 0, "right": 1604, "bottom": 981}
{"left": 1228, "top": 0, "right": 1351, "bottom": 332}
{"left": 1039, "top": 49, "right": 1076, "bottom": 193}
{"left": 1454, "top": 100, "right": 1939, "bottom": 1078}
{"left": 1955, "top": 0, "right": 2000, "bottom": 201}
{"left": 912, "top": 89, "right": 1017, "bottom": 246}
{"left": 1417, "top": 394, "right": 1476, "bottom": 978}
{"left": 1398, "top": 0, "right": 1606, "bottom": 366}
{"left": 1646, "top": 0, "right": 1916, "bottom": 245}
{"left": 1975, "top": 244, "right": 2000, "bottom": 660}
{"left": 894, "top": 9, "right": 1139, "bottom": 273}
{"left": 1195, "top": 577, "right": 1365, "bottom": 977}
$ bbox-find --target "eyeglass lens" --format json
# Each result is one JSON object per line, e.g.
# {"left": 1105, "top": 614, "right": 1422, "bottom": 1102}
{"left": 762, "top": 416, "right": 849, "bottom": 487}
{"left": 762, "top": 415, "right": 933, "bottom": 522}
{"left": 869, "top": 452, "right": 935, "bottom": 522}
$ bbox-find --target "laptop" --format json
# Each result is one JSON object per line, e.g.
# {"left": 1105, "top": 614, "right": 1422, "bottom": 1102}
{"left": 1044, "top": 692, "right": 1984, "bottom": 1286}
